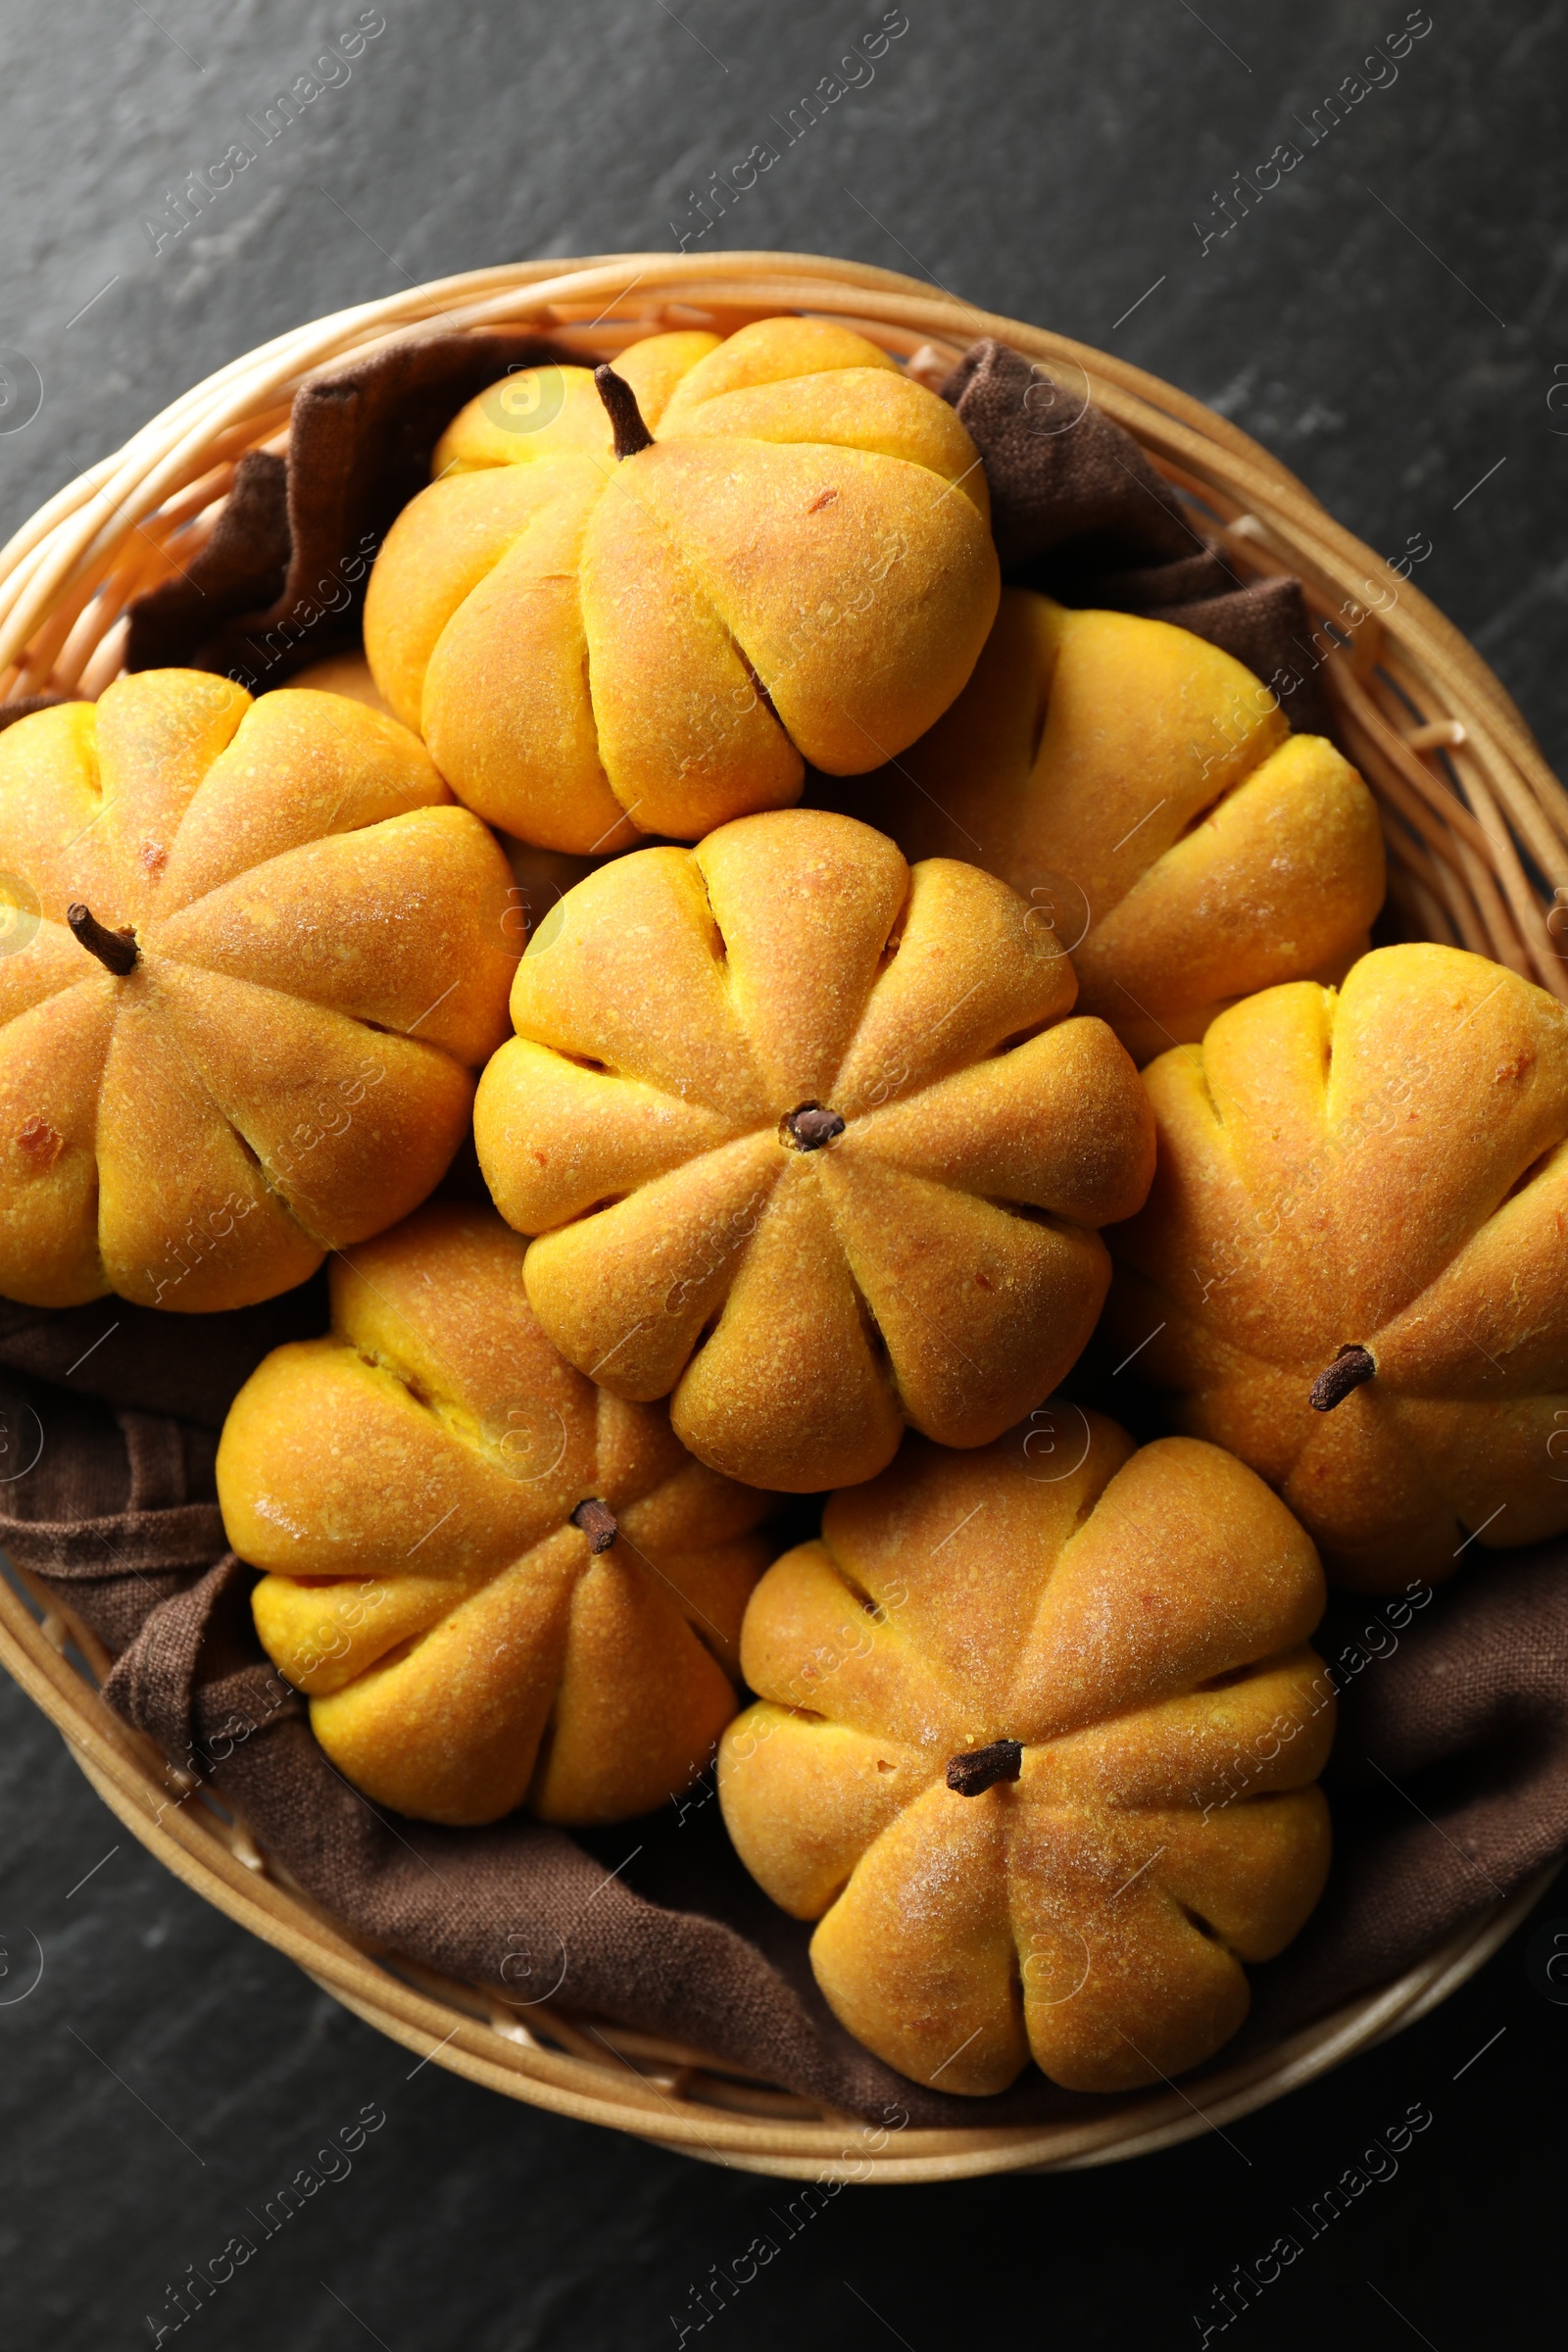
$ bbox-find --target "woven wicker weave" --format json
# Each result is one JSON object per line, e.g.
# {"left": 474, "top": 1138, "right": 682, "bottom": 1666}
{"left": 0, "top": 252, "right": 1560, "bottom": 2180}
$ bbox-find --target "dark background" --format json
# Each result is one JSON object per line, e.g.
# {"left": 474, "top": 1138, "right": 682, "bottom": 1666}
{"left": 3, "top": 3, "right": 1567, "bottom": 2344}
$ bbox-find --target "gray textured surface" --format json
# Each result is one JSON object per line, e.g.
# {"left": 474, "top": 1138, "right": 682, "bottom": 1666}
{"left": 3, "top": 3, "right": 1567, "bottom": 2344}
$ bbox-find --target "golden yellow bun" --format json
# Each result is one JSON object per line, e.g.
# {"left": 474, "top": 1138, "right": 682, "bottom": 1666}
{"left": 0, "top": 673, "right": 515, "bottom": 1310}
{"left": 718, "top": 1413, "right": 1331, "bottom": 2095}
{"left": 817, "top": 590, "right": 1386, "bottom": 1062}
{"left": 1107, "top": 944, "right": 1568, "bottom": 1588}
{"left": 364, "top": 319, "right": 1000, "bottom": 853}
{"left": 219, "top": 1202, "right": 774, "bottom": 1826}
{"left": 474, "top": 808, "right": 1155, "bottom": 1492}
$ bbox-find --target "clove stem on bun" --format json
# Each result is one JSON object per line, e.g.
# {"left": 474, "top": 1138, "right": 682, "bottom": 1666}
{"left": 947, "top": 1739, "right": 1023, "bottom": 1797}
{"left": 67, "top": 903, "right": 139, "bottom": 976}
{"left": 571, "top": 1496, "right": 619, "bottom": 1552}
{"left": 1309, "top": 1344, "right": 1377, "bottom": 1412}
{"left": 783, "top": 1102, "right": 846, "bottom": 1152}
{"left": 593, "top": 366, "right": 655, "bottom": 461}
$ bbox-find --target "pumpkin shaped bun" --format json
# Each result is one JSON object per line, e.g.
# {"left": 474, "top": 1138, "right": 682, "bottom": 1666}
{"left": 718, "top": 1414, "right": 1333, "bottom": 2095}
{"left": 473, "top": 808, "right": 1155, "bottom": 1493}
{"left": 363, "top": 320, "right": 1000, "bottom": 852}
{"left": 823, "top": 590, "right": 1385, "bottom": 1063}
{"left": 0, "top": 674, "right": 516, "bottom": 1311}
{"left": 1107, "top": 945, "right": 1568, "bottom": 1590}
{"left": 220, "top": 1204, "right": 774, "bottom": 1826}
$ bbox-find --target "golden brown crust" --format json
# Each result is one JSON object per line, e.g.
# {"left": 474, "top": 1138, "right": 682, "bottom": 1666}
{"left": 0, "top": 674, "right": 518, "bottom": 1311}
{"left": 718, "top": 1414, "right": 1331, "bottom": 2094}
{"left": 474, "top": 808, "right": 1156, "bottom": 1492}
{"left": 220, "top": 1202, "right": 774, "bottom": 1825}
{"left": 364, "top": 320, "right": 1000, "bottom": 851}
{"left": 815, "top": 590, "right": 1386, "bottom": 1061}
{"left": 1107, "top": 944, "right": 1568, "bottom": 1587}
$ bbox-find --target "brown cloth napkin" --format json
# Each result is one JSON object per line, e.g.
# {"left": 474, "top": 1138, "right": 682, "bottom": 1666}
{"left": 3, "top": 1314, "right": 1562, "bottom": 2126}
{"left": 940, "top": 339, "right": 1336, "bottom": 740}
{"left": 0, "top": 330, "right": 1542, "bottom": 2125}
{"left": 123, "top": 327, "right": 564, "bottom": 691}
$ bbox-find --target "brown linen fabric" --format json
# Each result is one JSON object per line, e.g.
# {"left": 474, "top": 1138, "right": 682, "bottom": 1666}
{"left": 939, "top": 338, "right": 1337, "bottom": 739}
{"left": 0, "top": 329, "right": 1550, "bottom": 2125}
{"left": 0, "top": 694, "right": 75, "bottom": 734}
{"left": 1247, "top": 1560, "right": 1568, "bottom": 2046}
{"left": 2, "top": 1323, "right": 1563, "bottom": 2125}
{"left": 123, "top": 327, "right": 564, "bottom": 691}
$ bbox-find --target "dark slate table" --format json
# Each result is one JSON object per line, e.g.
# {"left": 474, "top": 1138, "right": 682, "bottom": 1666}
{"left": 2, "top": 4, "right": 1565, "bottom": 2343}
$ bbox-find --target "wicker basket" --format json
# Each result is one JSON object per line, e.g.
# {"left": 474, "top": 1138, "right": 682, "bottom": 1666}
{"left": 0, "top": 252, "right": 1562, "bottom": 2181}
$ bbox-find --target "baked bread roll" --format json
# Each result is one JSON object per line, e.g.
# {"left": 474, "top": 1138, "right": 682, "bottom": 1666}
{"left": 818, "top": 589, "right": 1385, "bottom": 1062}
{"left": 0, "top": 674, "right": 514, "bottom": 1309}
{"left": 1108, "top": 944, "right": 1568, "bottom": 1587}
{"left": 719, "top": 1413, "right": 1332, "bottom": 2093}
{"left": 220, "top": 1204, "right": 774, "bottom": 1825}
{"left": 475, "top": 808, "right": 1154, "bottom": 1491}
{"left": 364, "top": 319, "right": 999, "bottom": 851}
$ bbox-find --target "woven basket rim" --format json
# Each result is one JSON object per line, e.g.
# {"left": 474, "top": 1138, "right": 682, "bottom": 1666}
{"left": 1, "top": 249, "right": 1562, "bottom": 2180}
